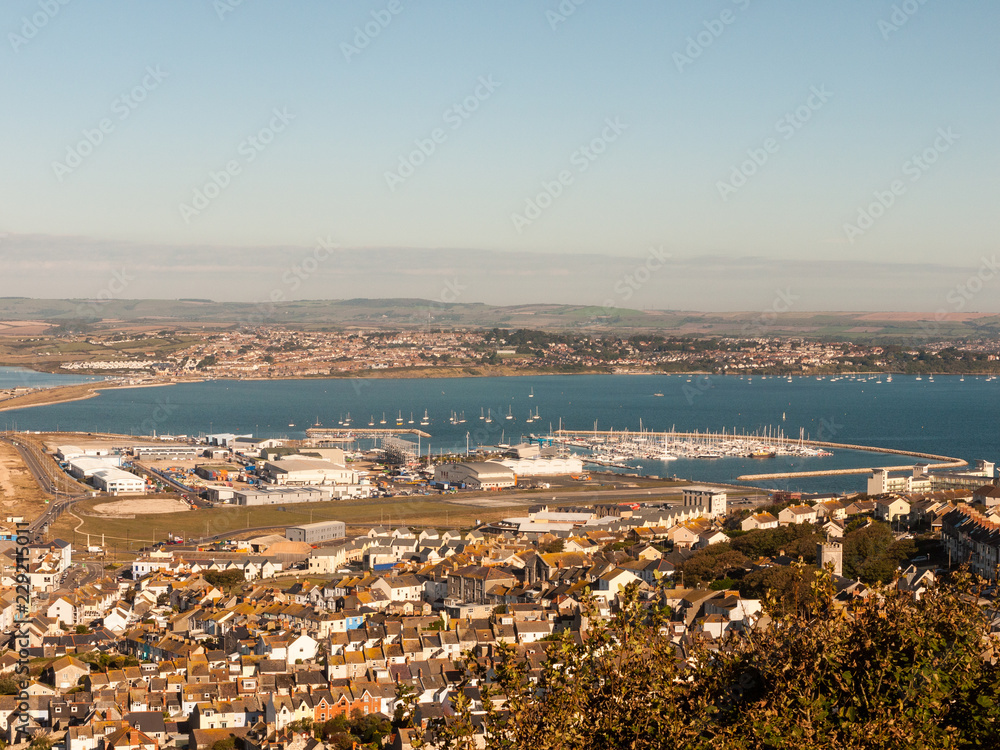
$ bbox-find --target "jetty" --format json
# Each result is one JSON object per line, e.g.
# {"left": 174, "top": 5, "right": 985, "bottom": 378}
{"left": 306, "top": 427, "right": 432, "bottom": 439}
{"left": 544, "top": 428, "right": 967, "bottom": 481}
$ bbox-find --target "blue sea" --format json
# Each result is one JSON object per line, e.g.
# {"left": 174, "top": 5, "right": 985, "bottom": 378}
{"left": 2, "top": 369, "right": 997, "bottom": 495}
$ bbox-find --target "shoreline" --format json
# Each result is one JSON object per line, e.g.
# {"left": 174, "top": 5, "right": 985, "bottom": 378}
{"left": 0, "top": 379, "right": 183, "bottom": 413}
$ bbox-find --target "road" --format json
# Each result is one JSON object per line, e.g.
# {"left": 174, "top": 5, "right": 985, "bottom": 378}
{"left": 0, "top": 434, "right": 90, "bottom": 538}
{"left": 132, "top": 460, "right": 212, "bottom": 507}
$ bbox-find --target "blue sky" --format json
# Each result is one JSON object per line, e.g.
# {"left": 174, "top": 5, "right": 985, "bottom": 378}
{"left": 2, "top": 0, "right": 998, "bottom": 310}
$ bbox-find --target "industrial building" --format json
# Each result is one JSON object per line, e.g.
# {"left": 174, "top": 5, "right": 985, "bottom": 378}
{"left": 381, "top": 437, "right": 419, "bottom": 466}
{"left": 132, "top": 445, "right": 201, "bottom": 460}
{"left": 66, "top": 455, "right": 122, "bottom": 479}
{"left": 232, "top": 487, "right": 332, "bottom": 506}
{"left": 285, "top": 520, "right": 347, "bottom": 544}
{"left": 434, "top": 462, "right": 516, "bottom": 490}
{"left": 91, "top": 468, "right": 146, "bottom": 495}
{"left": 261, "top": 457, "right": 359, "bottom": 486}
{"left": 499, "top": 456, "right": 584, "bottom": 476}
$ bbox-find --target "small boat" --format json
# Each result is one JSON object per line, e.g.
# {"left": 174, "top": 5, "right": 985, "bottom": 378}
{"left": 505, "top": 406, "right": 514, "bottom": 421}
{"left": 396, "top": 411, "right": 403, "bottom": 425}
{"left": 420, "top": 409, "right": 430, "bottom": 426}
{"left": 288, "top": 422, "right": 295, "bottom": 427}
{"left": 653, "top": 393, "right": 664, "bottom": 397}
{"left": 529, "top": 387, "right": 534, "bottom": 398}
{"left": 485, "top": 408, "right": 492, "bottom": 423}
{"left": 458, "top": 411, "right": 466, "bottom": 423}
{"left": 380, "top": 413, "right": 387, "bottom": 425}
{"left": 368, "top": 416, "right": 375, "bottom": 426}
{"left": 479, "top": 408, "right": 485, "bottom": 421}
{"left": 408, "top": 412, "right": 414, "bottom": 425}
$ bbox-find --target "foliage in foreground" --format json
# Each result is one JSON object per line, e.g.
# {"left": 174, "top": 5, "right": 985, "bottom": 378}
{"left": 413, "top": 570, "right": 1000, "bottom": 749}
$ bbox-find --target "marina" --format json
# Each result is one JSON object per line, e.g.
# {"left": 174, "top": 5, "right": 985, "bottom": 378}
{"left": 2, "top": 372, "right": 996, "bottom": 493}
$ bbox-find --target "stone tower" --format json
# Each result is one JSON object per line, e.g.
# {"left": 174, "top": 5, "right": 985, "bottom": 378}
{"left": 817, "top": 541, "right": 843, "bottom": 577}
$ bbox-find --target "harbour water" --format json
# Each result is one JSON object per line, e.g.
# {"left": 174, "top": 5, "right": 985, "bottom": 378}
{"left": 2, "top": 372, "right": 997, "bottom": 494}
{"left": 0, "top": 365, "right": 100, "bottom": 391}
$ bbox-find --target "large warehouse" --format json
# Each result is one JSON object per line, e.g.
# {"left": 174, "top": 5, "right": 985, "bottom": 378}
{"left": 232, "top": 487, "right": 331, "bottom": 506}
{"left": 285, "top": 520, "right": 347, "bottom": 544}
{"left": 66, "top": 456, "right": 122, "bottom": 479}
{"left": 92, "top": 468, "right": 146, "bottom": 495}
{"left": 434, "top": 462, "right": 516, "bottom": 490}
{"left": 261, "top": 457, "right": 359, "bottom": 486}
{"left": 499, "top": 456, "right": 585, "bottom": 476}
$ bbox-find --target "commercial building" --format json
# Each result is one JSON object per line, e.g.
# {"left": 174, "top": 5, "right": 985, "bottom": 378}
{"left": 92, "top": 468, "right": 146, "bottom": 495}
{"left": 285, "top": 520, "right": 347, "bottom": 545}
{"left": 232, "top": 487, "right": 332, "bottom": 506}
{"left": 434, "top": 462, "right": 516, "bottom": 490}
{"left": 682, "top": 486, "right": 728, "bottom": 519}
{"left": 867, "top": 468, "right": 932, "bottom": 495}
{"left": 869, "top": 461, "right": 995, "bottom": 495}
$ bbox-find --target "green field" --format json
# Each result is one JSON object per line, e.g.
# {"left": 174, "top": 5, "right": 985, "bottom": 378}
{"left": 51, "top": 478, "right": 690, "bottom": 552}
{"left": 3, "top": 297, "right": 1000, "bottom": 340}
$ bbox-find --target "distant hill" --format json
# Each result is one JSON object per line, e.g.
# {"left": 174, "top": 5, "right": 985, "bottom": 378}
{"left": 0, "top": 298, "right": 998, "bottom": 341}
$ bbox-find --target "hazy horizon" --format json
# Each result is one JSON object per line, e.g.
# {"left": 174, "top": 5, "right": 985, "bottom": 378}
{"left": 3, "top": 2, "right": 998, "bottom": 312}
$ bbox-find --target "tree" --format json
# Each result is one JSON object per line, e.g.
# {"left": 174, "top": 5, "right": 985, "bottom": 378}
{"left": 203, "top": 569, "right": 245, "bottom": 591}
{"left": 843, "top": 520, "right": 914, "bottom": 583}
{"left": 0, "top": 674, "right": 19, "bottom": 695}
{"left": 436, "top": 571, "right": 1000, "bottom": 750}
{"left": 674, "top": 543, "right": 750, "bottom": 586}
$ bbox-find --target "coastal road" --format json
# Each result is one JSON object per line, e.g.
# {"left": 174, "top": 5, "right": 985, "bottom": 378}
{"left": 0, "top": 434, "right": 91, "bottom": 539}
